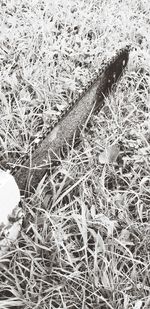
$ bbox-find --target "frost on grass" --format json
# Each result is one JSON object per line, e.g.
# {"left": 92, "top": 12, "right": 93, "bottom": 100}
{"left": 0, "top": 0, "right": 150, "bottom": 308}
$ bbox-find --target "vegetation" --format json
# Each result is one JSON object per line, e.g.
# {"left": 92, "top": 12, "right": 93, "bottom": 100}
{"left": 0, "top": 0, "right": 150, "bottom": 308}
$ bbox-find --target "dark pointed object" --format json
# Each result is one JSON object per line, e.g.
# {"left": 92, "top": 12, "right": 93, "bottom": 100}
{"left": 12, "top": 45, "right": 130, "bottom": 194}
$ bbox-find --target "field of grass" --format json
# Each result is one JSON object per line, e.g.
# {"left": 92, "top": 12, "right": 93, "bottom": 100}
{"left": 0, "top": 0, "right": 150, "bottom": 308}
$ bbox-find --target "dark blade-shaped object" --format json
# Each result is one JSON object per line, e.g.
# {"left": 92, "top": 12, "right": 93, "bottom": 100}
{"left": 12, "top": 46, "right": 130, "bottom": 194}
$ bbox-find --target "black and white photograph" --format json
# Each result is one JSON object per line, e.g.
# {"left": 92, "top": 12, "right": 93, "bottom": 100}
{"left": 0, "top": 0, "right": 150, "bottom": 308}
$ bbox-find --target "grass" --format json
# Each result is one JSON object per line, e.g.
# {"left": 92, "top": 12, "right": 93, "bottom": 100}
{"left": 0, "top": 0, "right": 150, "bottom": 308}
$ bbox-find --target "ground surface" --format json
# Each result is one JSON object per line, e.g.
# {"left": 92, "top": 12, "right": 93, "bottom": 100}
{"left": 0, "top": 0, "right": 150, "bottom": 308}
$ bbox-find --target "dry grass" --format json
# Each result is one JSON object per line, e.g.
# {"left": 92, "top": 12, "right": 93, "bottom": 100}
{"left": 0, "top": 0, "right": 150, "bottom": 308}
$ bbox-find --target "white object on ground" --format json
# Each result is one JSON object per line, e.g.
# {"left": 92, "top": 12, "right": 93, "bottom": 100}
{"left": 0, "top": 169, "right": 20, "bottom": 225}
{"left": 0, "top": 169, "right": 23, "bottom": 256}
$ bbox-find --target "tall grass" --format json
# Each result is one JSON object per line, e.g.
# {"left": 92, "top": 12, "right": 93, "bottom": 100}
{"left": 0, "top": 0, "right": 150, "bottom": 308}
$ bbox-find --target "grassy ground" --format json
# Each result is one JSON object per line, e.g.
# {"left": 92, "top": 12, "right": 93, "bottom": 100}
{"left": 0, "top": 0, "right": 150, "bottom": 308}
